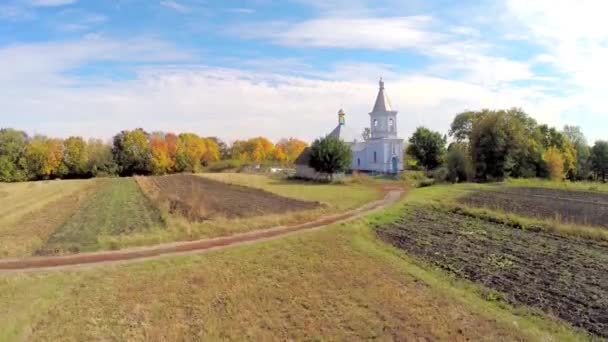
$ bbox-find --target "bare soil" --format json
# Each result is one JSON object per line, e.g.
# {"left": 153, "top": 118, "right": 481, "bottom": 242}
{"left": 460, "top": 187, "right": 608, "bottom": 228}
{"left": 376, "top": 206, "right": 608, "bottom": 337}
{"left": 138, "top": 174, "right": 320, "bottom": 221}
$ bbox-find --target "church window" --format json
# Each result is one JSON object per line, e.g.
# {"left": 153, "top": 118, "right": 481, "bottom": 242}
{"left": 373, "top": 119, "right": 378, "bottom": 127}
{"left": 392, "top": 144, "right": 395, "bottom": 154}
{"left": 357, "top": 158, "right": 361, "bottom": 167}
{"left": 373, "top": 151, "right": 377, "bottom": 163}
{"left": 389, "top": 118, "right": 394, "bottom": 131}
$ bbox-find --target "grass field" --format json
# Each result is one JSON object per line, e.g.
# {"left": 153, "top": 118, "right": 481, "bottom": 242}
{"left": 0, "top": 179, "right": 96, "bottom": 257}
{"left": 0, "top": 216, "right": 584, "bottom": 341}
{"left": 0, "top": 173, "right": 383, "bottom": 256}
{"left": 38, "top": 178, "right": 165, "bottom": 255}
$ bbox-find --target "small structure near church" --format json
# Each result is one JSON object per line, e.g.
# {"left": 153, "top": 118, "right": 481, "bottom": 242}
{"left": 295, "top": 79, "right": 404, "bottom": 179}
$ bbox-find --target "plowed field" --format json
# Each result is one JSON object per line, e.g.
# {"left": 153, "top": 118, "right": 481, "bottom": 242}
{"left": 138, "top": 174, "right": 319, "bottom": 221}
{"left": 460, "top": 187, "right": 608, "bottom": 228}
{"left": 376, "top": 206, "right": 608, "bottom": 337}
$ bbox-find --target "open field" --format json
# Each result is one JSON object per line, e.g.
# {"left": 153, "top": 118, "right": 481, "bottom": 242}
{"left": 138, "top": 174, "right": 319, "bottom": 221}
{"left": 0, "top": 180, "right": 97, "bottom": 257}
{"left": 371, "top": 182, "right": 608, "bottom": 338}
{"left": 0, "top": 218, "right": 584, "bottom": 341}
{"left": 200, "top": 173, "right": 381, "bottom": 211}
{"left": 460, "top": 187, "right": 608, "bottom": 228}
{"left": 37, "top": 178, "right": 165, "bottom": 255}
{"left": 0, "top": 179, "right": 93, "bottom": 227}
{"left": 0, "top": 174, "right": 383, "bottom": 256}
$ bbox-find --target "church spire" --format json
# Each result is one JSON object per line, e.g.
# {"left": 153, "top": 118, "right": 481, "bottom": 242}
{"left": 372, "top": 77, "right": 392, "bottom": 113}
{"left": 338, "top": 108, "right": 345, "bottom": 125}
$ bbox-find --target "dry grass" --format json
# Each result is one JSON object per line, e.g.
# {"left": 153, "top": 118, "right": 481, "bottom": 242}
{"left": 0, "top": 221, "right": 583, "bottom": 341}
{"left": 0, "top": 180, "right": 98, "bottom": 257}
{"left": 0, "top": 179, "right": 93, "bottom": 227}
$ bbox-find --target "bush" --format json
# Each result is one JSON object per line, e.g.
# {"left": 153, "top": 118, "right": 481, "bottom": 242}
{"left": 447, "top": 146, "right": 473, "bottom": 183}
{"left": 400, "top": 170, "right": 433, "bottom": 188}
{"left": 348, "top": 171, "right": 372, "bottom": 184}
{"left": 206, "top": 159, "right": 243, "bottom": 173}
{"left": 429, "top": 166, "right": 448, "bottom": 183}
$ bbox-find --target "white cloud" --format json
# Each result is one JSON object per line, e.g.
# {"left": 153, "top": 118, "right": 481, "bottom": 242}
{"left": 29, "top": 0, "right": 76, "bottom": 7}
{"left": 160, "top": 0, "right": 190, "bottom": 13}
{"left": 234, "top": 15, "right": 535, "bottom": 88}
{"left": 236, "top": 16, "right": 441, "bottom": 50}
{"left": 0, "top": 55, "right": 576, "bottom": 144}
{"left": 0, "top": 36, "right": 192, "bottom": 89}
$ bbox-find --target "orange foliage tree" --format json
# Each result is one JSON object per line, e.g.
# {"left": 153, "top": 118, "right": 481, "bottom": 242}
{"left": 276, "top": 138, "right": 307, "bottom": 163}
{"left": 150, "top": 134, "right": 173, "bottom": 175}
{"left": 544, "top": 147, "right": 565, "bottom": 181}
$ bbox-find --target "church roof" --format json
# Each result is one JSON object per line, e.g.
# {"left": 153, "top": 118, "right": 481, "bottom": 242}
{"left": 371, "top": 78, "right": 393, "bottom": 113}
{"left": 294, "top": 147, "right": 311, "bottom": 165}
{"left": 328, "top": 123, "right": 360, "bottom": 143}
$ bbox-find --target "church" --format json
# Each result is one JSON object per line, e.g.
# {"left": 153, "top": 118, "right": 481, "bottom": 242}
{"left": 295, "top": 79, "right": 404, "bottom": 178}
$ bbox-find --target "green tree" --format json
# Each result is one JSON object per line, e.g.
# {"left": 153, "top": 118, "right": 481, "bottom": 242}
{"left": 446, "top": 143, "right": 473, "bottom": 183}
{"left": 0, "top": 128, "right": 28, "bottom": 182}
{"left": 87, "top": 139, "right": 117, "bottom": 177}
{"left": 309, "top": 136, "right": 352, "bottom": 180}
{"left": 470, "top": 112, "right": 513, "bottom": 181}
{"left": 591, "top": 141, "right": 608, "bottom": 182}
{"left": 449, "top": 110, "right": 489, "bottom": 142}
{"left": 563, "top": 125, "right": 591, "bottom": 180}
{"left": 112, "top": 129, "right": 151, "bottom": 176}
{"left": 406, "top": 127, "right": 446, "bottom": 170}
{"left": 63, "top": 136, "right": 88, "bottom": 177}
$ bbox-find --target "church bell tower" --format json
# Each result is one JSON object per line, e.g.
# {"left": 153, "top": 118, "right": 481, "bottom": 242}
{"left": 369, "top": 78, "right": 398, "bottom": 139}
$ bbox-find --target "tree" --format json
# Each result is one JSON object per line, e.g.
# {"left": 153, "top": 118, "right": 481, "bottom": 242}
{"left": 449, "top": 110, "right": 488, "bottom": 142}
{"left": 362, "top": 128, "right": 371, "bottom": 141}
{"left": 591, "top": 141, "right": 608, "bottom": 182}
{"left": 406, "top": 127, "right": 446, "bottom": 170}
{"left": 87, "top": 139, "right": 117, "bottom": 177}
{"left": 309, "top": 136, "right": 352, "bottom": 180}
{"left": 230, "top": 137, "right": 275, "bottom": 163}
{"left": 563, "top": 125, "right": 591, "bottom": 180}
{"left": 207, "top": 137, "right": 230, "bottom": 160}
{"left": 0, "top": 128, "right": 28, "bottom": 182}
{"left": 24, "top": 136, "right": 64, "bottom": 179}
{"left": 112, "top": 129, "right": 151, "bottom": 176}
{"left": 250, "top": 137, "right": 274, "bottom": 162}
{"left": 543, "top": 147, "right": 565, "bottom": 181}
{"left": 470, "top": 112, "right": 513, "bottom": 181}
{"left": 202, "top": 138, "right": 220, "bottom": 165}
{"left": 276, "top": 138, "right": 307, "bottom": 163}
{"left": 175, "top": 133, "right": 207, "bottom": 172}
{"left": 63, "top": 136, "right": 88, "bottom": 177}
{"left": 272, "top": 145, "right": 288, "bottom": 163}
{"left": 149, "top": 135, "right": 173, "bottom": 175}
{"left": 446, "top": 143, "right": 472, "bottom": 183}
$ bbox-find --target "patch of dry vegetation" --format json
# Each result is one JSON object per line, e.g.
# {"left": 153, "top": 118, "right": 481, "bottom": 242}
{"left": 0, "top": 222, "right": 576, "bottom": 341}
{"left": 0, "top": 180, "right": 98, "bottom": 257}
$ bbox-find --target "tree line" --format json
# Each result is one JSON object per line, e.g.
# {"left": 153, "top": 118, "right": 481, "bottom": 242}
{"left": 0, "top": 128, "right": 307, "bottom": 182}
{"left": 406, "top": 108, "right": 608, "bottom": 182}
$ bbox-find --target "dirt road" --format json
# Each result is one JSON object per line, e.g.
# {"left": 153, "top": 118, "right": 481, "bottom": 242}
{"left": 0, "top": 187, "right": 404, "bottom": 272}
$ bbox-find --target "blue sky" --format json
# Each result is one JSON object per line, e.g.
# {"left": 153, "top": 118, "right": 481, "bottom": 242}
{"left": 1, "top": 0, "right": 606, "bottom": 143}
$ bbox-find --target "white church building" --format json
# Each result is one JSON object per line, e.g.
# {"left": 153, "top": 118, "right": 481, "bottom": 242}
{"left": 295, "top": 79, "right": 404, "bottom": 178}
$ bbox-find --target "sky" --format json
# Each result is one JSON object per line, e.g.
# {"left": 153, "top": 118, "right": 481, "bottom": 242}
{"left": 1, "top": 0, "right": 607, "bottom": 143}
